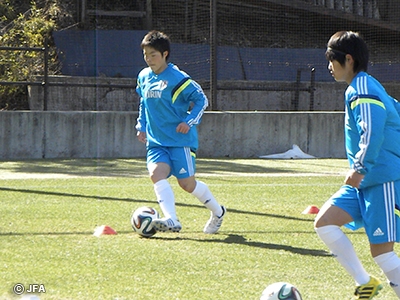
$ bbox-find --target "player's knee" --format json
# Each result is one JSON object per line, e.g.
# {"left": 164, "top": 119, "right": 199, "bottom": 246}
{"left": 314, "top": 211, "right": 334, "bottom": 228}
{"left": 314, "top": 215, "right": 326, "bottom": 228}
{"left": 178, "top": 177, "right": 196, "bottom": 193}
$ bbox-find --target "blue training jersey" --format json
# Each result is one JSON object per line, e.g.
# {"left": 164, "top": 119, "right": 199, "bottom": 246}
{"left": 135, "top": 63, "right": 208, "bottom": 151}
{"left": 345, "top": 72, "right": 400, "bottom": 188}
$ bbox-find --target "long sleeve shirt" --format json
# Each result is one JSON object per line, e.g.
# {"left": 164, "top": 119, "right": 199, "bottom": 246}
{"left": 345, "top": 72, "right": 400, "bottom": 188}
{"left": 135, "top": 63, "right": 208, "bottom": 151}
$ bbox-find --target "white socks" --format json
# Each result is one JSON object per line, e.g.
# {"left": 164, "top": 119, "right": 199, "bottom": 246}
{"left": 191, "top": 181, "right": 223, "bottom": 216}
{"left": 316, "top": 225, "right": 400, "bottom": 297}
{"left": 374, "top": 252, "right": 400, "bottom": 297}
{"left": 153, "top": 179, "right": 177, "bottom": 220}
{"left": 154, "top": 179, "right": 222, "bottom": 220}
{"left": 315, "top": 225, "right": 370, "bottom": 285}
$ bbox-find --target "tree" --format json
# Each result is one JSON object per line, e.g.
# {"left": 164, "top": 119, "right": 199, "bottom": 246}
{"left": 0, "top": 1, "right": 59, "bottom": 110}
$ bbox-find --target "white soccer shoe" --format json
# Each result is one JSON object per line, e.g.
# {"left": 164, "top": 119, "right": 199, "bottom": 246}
{"left": 203, "top": 206, "right": 226, "bottom": 234}
{"left": 152, "top": 217, "right": 182, "bottom": 233}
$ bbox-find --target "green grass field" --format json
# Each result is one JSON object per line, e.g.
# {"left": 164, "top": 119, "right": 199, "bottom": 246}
{"left": 0, "top": 158, "right": 398, "bottom": 299}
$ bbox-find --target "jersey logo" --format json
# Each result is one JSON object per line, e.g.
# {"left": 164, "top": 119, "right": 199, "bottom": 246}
{"left": 373, "top": 228, "right": 384, "bottom": 236}
{"left": 145, "top": 80, "right": 168, "bottom": 98}
{"left": 179, "top": 168, "right": 187, "bottom": 174}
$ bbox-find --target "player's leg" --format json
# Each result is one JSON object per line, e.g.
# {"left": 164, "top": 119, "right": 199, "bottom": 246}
{"left": 179, "top": 175, "right": 226, "bottom": 234}
{"left": 314, "top": 186, "right": 377, "bottom": 294}
{"left": 147, "top": 147, "right": 182, "bottom": 232}
{"left": 178, "top": 175, "right": 223, "bottom": 216}
{"left": 149, "top": 162, "right": 177, "bottom": 219}
{"left": 173, "top": 147, "right": 225, "bottom": 233}
{"left": 373, "top": 245, "right": 400, "bottom": 298}
{"left": 367, "top": 181, "right": 400, "bottom": 298}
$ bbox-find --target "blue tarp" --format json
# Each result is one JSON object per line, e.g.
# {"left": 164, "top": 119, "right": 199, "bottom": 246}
{"left": 238, "top": 47, "right": 329, "bottom": 81}
{"left": 53, "top": 30, "right": 148, "bottom": 77}
{"left": 53, "top": 30, "right": 400, "bottom": 82}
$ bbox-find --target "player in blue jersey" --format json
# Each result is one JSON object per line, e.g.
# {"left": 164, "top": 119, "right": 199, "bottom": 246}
{"left": 314, "top": 31, "right": 400, "bottom": 299}
{"left": 135, "top": 30, "right": 226, "bottom": 234}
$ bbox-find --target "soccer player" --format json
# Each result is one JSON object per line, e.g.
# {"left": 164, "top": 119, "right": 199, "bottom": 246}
{"left": 314, "top": 31, "right": 400, "bottom": 299}
{"left": 135, "top": 30, "right": 226, "bottom": 234}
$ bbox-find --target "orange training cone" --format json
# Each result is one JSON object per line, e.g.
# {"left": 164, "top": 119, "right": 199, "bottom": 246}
{"left": 302, "top": 205, "right": 320, "bottom": 214}
{"left": 93, "top": 225, "right": 117, "bottom": 237}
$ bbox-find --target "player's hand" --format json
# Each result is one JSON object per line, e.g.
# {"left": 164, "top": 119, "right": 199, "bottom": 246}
{"left": 176, "top": 122, "right": 190, "bottom": 134}
{"left": 137, "top": 131, "right": 147, "bottom": 143}
{"left": 344, "top": 169, "right": 364, "bottom": 189}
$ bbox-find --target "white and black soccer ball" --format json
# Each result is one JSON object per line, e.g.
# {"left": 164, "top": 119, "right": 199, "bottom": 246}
{"left": 131, "top": 206, "right": 160, "bottom": 238}
{"left": 260, "top": 282, "right": 302, "bottom": 300}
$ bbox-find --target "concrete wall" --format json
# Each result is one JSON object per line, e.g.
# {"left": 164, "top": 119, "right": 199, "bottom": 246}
{"left": 28, "top": 76, "right": 138, "bottom": 111}
{"left": 29, "top": 76, "right": 400, "bottom": 112}
{"left": 0, "top": 111, "right": 345, "bottom": 160}
{"left": 28, "top": 76, "right": 349, "bottom": 111}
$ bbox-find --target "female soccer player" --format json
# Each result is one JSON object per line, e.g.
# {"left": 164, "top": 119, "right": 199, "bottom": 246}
{"left": 314, "top": 31, "right": 400, "bottom": 299}
{"left": 135, "top": 30, "right": 226, "bottom": 234}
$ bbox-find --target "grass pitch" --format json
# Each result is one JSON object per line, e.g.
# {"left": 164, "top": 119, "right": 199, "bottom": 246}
{"left": 0, "top": 158, "right": 397, "bottom": 299}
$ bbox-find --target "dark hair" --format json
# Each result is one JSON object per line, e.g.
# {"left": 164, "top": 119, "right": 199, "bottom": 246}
{"left": 325, "top": 31, "right": 369, "bottom": 73}
{"left": 140, "top": 30, "right": 171, "bottom": 61}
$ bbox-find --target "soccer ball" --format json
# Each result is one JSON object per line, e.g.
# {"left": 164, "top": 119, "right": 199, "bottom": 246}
{"left": 131, "top": 206, "right": 160, "bottom": 238}
{"left": 260, "top": 282, "right": 302, "bottom": 300}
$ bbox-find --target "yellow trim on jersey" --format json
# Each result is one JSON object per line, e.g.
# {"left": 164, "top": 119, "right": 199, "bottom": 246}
{"left": 350, "top": 98, "right": 385, "bottom": 110}
{"left": 395, "top": 209, "right": 400, "bottom": 218}
{"left": 172, "top": 79, "right": 192, "bottom": 103}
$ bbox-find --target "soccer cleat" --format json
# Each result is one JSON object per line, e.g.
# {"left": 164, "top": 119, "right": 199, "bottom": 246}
{"left": 203, "top": 206, "right": 226, "bottom": 234}
{"left": 354, "top": 276, "right": 383, "bottom": 299}
{"left": 152, "top": 217, "right": 182, "bottom": 233}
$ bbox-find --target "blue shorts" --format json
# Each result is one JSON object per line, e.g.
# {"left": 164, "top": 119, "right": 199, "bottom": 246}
{"left": 147, "top": 146, "right": 196, "bottom": 179}
{"left": 328, "top": 182, "right": 400, "bottom": 244}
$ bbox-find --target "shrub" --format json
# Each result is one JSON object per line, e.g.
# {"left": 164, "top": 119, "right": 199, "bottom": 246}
{"left": 0, "top": 1, "right": 60, "bottom": 110}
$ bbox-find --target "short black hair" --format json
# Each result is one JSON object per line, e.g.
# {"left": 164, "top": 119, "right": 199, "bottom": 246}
{"left": 325, "top": 31, "right": 369, "bottom": 73}
{"left": 140, "top": 30, "right": 171, "bottom": 61}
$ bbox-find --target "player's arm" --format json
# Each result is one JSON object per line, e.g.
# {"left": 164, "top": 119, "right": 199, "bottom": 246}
{"left": 350, "top": 96, "right": 386, "bottom": 175}
{"left": 176, "top": 122, "right": 190, "bottom": 134}
{"left": 183, "top": 80, "right": 208, "bottom": 127}
{"left": 344, "top": 169, "right": 364, "bottom": 189}
{"left": 135, "top": 79, "right": 147, "bottom": 141}
{"left": 135, "top": 99, "right": 147, "bottom": 142}
{"left": 172, "top": 78, "right": 207, "bottom": 133}
{"left": 392, "top": 96, "right": 400, "bottom": 116}
{"left": 135, "top": 98, "right": 147, "bottom": 130}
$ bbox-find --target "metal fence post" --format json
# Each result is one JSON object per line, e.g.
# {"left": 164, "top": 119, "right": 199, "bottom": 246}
{"left": 309, "top": 68, "right": 316, "bottom": 111}
{"left": 43, "top": 38, "right": 49, "bottom": 111}
{"left": 210, "top": 0, "right": 217, "bottom": 110}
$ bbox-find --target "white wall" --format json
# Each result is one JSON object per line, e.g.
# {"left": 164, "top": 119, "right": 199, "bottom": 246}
{"left": 0, "top": 111, "right": 345, "bottom": 159}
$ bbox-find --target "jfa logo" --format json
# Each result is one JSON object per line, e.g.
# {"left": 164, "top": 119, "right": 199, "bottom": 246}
{"left": 26, "top": 284, "right": 46, "bottom": 293}
{"left": 13, "top": 283, "right": 46, "bottom": 295}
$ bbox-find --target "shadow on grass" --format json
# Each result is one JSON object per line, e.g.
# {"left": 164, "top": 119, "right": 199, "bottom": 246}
{"left": 0, "top": 228, "right": 331, "bottom": 257}
{"left": 0, "top": 158, "right": 329, "bottom": 177}
{"left": 0, "top": 187, "right": 312, "bottom": 223}
{"left": 0, "top": 231, "right": 96, "bottom": 236}
{"left": 0, "top": 186, "right": 153, "bottom": 204}
{"left": 0, "top": 229, "right": 363, "bottom": 259}
{"left": 195, "top": 159, "right": 295, "bottom": 175}
{"left": 154, "top": 234, "right": 332, "bottom": 257}
{"left": 222, "top": 234, "right": 331, "bottom": 257}
{"left": 0, "top": 159, "right": 149, "bottom": 178}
